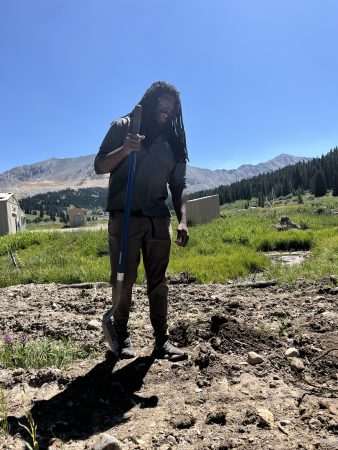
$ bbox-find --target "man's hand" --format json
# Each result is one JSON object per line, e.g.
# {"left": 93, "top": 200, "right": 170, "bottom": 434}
{"left": 175, "top": 223, "right": 189, "bottom": 247}
{"left": 123, "top": 133, "right": 145, "bottom": 155}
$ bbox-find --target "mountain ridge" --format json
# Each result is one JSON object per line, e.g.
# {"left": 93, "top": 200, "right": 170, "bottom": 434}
{"left": 0, "top": 153, "right": 311, "bottom": 197}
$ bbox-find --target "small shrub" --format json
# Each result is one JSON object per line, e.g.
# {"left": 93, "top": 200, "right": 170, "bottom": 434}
{"left": 299, "top": 220, "right": 310, "bottom": 230}
{"left": 222, "top": 230, "right": 250, "bottom": 246}
{"left": 316, "top": 206, "right": 327, "bottom": 215}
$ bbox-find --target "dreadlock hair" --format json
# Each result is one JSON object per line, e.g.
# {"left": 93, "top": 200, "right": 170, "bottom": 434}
{"left": 128, "top": 81, "right": 188, "bottom": 162}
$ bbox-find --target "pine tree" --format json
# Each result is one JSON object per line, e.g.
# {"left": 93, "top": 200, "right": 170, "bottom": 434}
{"left": 313, "top": 170, "right": 327, "bottom": 197}
{"left": 258, "top": 193, "right": 265, "bottom": 207}
{"left": 281, "top": 176, "right": 292, "bottom": 196}
{"left": 333, "top": 171, "right": 338, "bottom": 196}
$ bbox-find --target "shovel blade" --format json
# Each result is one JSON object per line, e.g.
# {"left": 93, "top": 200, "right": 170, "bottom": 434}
{"left": 102, "top": 309, "right": 120, "bottom": 356}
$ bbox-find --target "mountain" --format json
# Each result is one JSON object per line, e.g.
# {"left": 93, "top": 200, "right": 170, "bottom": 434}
{"left": 0, "top": 153, "right": 310, "bottom": 197}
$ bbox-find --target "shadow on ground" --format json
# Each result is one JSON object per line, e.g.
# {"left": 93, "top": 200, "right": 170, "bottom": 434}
{"left": 9, "top": 353, "right": 157, "bottom": 447}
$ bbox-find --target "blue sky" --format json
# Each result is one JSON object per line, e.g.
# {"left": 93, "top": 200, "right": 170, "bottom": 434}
{"left": 1, "top": 0, "right": 338, "bottom": 173}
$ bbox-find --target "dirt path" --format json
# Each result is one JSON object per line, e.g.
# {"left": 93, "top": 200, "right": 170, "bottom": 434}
{"left": 0, "top": 279, "right": 337, "bottom": 449}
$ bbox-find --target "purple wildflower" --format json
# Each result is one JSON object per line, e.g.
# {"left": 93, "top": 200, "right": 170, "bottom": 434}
{"left": 5, "top": 335, "right": 14, "bottom": 344}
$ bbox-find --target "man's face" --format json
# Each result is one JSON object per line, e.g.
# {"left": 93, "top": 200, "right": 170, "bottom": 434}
{"left": 155, "top": 93, "right": 176, "bottom": 126}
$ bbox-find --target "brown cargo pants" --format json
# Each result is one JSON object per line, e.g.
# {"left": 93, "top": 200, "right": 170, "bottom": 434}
{"left": 108, "top": 211, "right": 172, "bottom": 337}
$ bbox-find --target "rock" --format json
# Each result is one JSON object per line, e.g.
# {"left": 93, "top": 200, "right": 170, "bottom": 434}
{"left": 290, "top": 357, "right": 305, "bottom": 371}
{"left": 242, "top": 408, "right": 258, "bottom": 425}
{"left": 247, "top": 351, "right": 264, "bottom": 365}
{"left": 299, "top": 406, "right": 307, "bottom": 415}
{"left": 171, "top": 413, "right": 196, "bottom": 429}
{"left": 328, "top": 404, "right": 338, "bottom": 416}
{"left": 285, "top": 347, "right": 300, "bottom": 358}
{"left": 280, "top": 419, "right": 291, "bottom": 426}
{"left": 191, "top": 307, "right": 200, "bottom": 314}
{"left": 93, "top": 433, "right": 123, "bottom": 450}
{"left": 314, "top": 295, "right": 326, "bottom": 301}
{"left": 205, "top": 408, "right": 227, "bottom": 425}
{"left": 87, "top": 319, "right": 101, "bottom": 330}
{"left": 328, "top": 419, "right": 338, "bottom": 432}
{"left": 211, "top": 337, "right": 222, "bottom": 350}
{"left": 48, "top": 438, "right": 63, "bottom": 449}
{"left": 256, "top": 407, "right": 274, "bottom": 428}
{"left": 22, "top": 290, "right": 31, "bottom": 298}
{"left": 330, "top": 275, "right": 338, "bottom": 284}
{"left": 167, "top": 435, "right": 177, "bottom": 445}
{"left": 308, "top": 418, "right": 321, "bottom": 430}
{"left": 316, "top": 439, "right": 338, "bottom": 449}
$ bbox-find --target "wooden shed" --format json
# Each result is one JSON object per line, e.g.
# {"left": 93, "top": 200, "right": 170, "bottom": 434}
{"left": 0, "top": 193, "right": 27, "bottom": 236}
{"left": 186, "top": 194, "right": 220, "bottom": 226}
{"left": 68, "top": 207, "right": 86, "bottom": 227}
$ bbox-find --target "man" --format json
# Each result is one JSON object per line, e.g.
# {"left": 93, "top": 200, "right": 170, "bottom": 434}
{"left": 94, "top": 81, "right": 189, "bottom": 361}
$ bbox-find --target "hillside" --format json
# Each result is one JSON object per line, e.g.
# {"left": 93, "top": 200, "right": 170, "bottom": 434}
{"left": 0, "top": 153, "right": 310, "bottom": 196}
{"left": 190, "top": 147, "right": 338, "bottom": 204}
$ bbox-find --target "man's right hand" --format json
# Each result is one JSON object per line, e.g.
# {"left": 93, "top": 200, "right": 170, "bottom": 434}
{"left": 123, "top": 133, "right": 145, "bottom": 155}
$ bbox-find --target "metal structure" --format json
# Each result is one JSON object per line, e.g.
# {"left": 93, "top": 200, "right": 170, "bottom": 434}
{"left": 186, "top": 194, "right": 220, "bottom": 226}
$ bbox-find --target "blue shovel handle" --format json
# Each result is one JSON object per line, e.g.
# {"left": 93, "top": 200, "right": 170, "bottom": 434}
{"left": 116, "top": 104, "right": 142, "bottom": 280}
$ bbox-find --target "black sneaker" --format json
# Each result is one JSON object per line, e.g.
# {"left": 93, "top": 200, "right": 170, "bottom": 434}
{"left": 118, "top": 333, "right": 136, "bottom": 359}
{"left": 153, "top": 337, "right": 188, "bottom": 362}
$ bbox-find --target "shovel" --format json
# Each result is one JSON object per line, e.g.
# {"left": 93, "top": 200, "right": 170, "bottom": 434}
{"left": 102, "top": 104, "right": 142, "bottom": 355}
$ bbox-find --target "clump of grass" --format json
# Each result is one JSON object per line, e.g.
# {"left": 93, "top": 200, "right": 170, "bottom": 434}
{"left": 19, "top": 390, "right": 39, "bottom": 450}
{"left": 0, "top": 388, "right": 10, "bottom": 439}
{"left": 222, "top": 229, "right": 250, "bottom": 245}
{"left": 0, "top": 335, "right": 91, "bottom": 369}
{"left": 255, "top": 230, "right": 314, "bottom": 252}
{"left": 273, "top": 317, "right": 288, "bottom": 336}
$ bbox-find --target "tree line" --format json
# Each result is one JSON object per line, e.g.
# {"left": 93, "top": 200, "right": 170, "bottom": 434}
{"left": 20, "top": 187, "right": 108, "bottom": 220}
{"left": 188, "top": 147, "right": 338, "bottom": 205}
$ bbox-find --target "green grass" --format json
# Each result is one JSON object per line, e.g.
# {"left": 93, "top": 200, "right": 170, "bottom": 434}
{"left": 0, "top": 336, "right": 91, "bottom": 369}
{"left": 0, "top": 230, "right": 111, "bottom": 286}
{"left": 0, "top": 193, "right": 337, "bottom": 286}
{"left": 265, "top": 234, "right": 338, "bottom": 284}
{"left": 0, "top": 388, "right": 9, "bottom": 439}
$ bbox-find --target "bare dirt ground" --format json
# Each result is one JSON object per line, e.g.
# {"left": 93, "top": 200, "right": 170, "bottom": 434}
{"left": 0, "top": 277, "right": 337, "bottom": 450}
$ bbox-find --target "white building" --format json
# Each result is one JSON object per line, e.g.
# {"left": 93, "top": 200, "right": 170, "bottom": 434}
{"left": 68, "top": 207, "right": 87, "bottom": 227}
{"left": 0, "top": 193, "right": 27, "bottom": 236}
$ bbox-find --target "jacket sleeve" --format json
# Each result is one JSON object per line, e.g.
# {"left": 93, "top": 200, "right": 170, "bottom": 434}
{"left": 94, "top": 117, "right": 130, "bottom": 174}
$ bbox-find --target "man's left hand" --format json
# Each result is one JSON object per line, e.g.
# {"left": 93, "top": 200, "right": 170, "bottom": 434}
{"left": 175, "top": 223, "right": 189, "bottom": 247}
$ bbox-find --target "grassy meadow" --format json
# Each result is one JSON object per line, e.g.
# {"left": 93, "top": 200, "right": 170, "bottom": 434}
{"left": 0, "top": 193, "right": 337, "bottom": 287}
